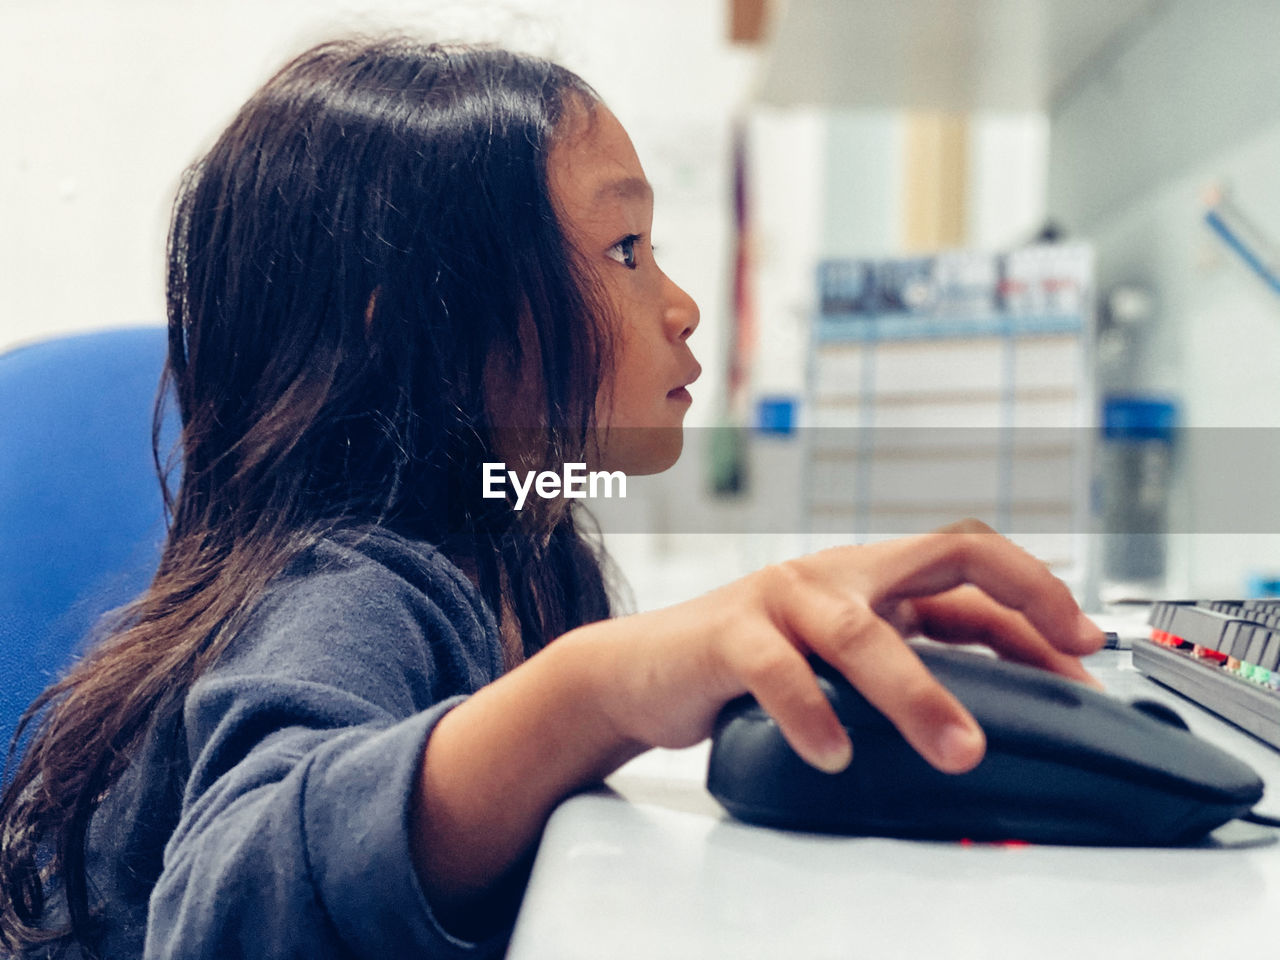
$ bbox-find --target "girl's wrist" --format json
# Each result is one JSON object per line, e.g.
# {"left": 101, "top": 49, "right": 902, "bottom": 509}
{"left": 546, "top": 623, "right": 651, "bottom": 777}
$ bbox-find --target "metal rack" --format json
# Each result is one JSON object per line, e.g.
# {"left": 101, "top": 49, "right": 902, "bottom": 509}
{"left": 802, "top": 246, "right": 1094, "bottom": 581}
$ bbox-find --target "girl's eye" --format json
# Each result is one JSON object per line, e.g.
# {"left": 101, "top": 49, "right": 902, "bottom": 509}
{"left": 607, "top": 235, "right": 641, "bottom": 270}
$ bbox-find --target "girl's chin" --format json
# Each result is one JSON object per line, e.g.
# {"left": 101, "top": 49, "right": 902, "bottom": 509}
{"left": 595, "top": 426, "right": 685, "bottom": 476}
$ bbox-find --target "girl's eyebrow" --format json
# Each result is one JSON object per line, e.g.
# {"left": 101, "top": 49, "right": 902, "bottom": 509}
{"left": 594, "top": 176, "right": 653, "bottom": 202}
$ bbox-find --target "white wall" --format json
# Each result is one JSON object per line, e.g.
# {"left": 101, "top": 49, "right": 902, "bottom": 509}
{"left": 968, "top": 111, "right": 1049, "bottom": 251}
{"left": 0, "top": 0, "right": 756, "bottom": 384}
{"left": 1048, "top": 0, "right": 1280, "bottom": 596}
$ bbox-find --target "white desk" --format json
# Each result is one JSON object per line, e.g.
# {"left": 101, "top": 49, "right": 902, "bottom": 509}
{"left": 507, "top": 652, "right": 1280, "bottom": 960}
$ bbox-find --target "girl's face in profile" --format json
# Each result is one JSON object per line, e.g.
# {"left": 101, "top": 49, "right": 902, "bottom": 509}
{"left": 548, "top": 102, "right": 701, "bottom": 476}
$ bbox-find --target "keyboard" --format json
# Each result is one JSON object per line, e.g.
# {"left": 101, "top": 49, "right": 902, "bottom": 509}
{"left": 1135, "top": 600, "right": 1280, "bottom": 752}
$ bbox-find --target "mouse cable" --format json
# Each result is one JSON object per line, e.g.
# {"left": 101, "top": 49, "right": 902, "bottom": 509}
{"left": 1241, "top": 810, "right": 1280, "bottom": 828}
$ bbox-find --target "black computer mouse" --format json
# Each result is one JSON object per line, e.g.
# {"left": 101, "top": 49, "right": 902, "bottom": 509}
{"left": 706, "top": 643, "right": 1265, "bottom": 845}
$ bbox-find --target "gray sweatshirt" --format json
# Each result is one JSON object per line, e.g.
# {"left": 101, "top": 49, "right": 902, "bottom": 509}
{"left": 32, "top": 526, "right": 512, "bottom": 958}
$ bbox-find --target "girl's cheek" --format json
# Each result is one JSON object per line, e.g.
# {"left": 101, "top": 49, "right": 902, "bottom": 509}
{"left": 631, "top": 272, "right": 664, "bottom": 306}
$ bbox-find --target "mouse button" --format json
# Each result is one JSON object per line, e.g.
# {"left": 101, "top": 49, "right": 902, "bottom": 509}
{"left": 915, "top": 646, "right": 1084, "bottom": 710}
{"left": 1129, "top": 698, "right": 1190, "bottom": 730}
{"left": 1106, "top": 725, "right": 1265, "bottom": 803}
{"left": 990, "top": 701, "right": 1266, "bottom": 805}
{"left": 919, "top": 669, "right": 1090, "bottom": 751}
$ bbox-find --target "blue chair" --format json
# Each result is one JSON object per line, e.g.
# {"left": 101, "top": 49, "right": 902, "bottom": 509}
{"left": 0, "top": 327, "right": 174, "bottom": 775}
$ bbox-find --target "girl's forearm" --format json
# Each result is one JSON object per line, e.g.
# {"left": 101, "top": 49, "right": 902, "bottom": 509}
{"left": 410, "top": 626, "right": 646, "bottom": 924}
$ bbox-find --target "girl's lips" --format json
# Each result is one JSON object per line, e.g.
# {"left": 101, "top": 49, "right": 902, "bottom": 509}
{"left": 667, "top": 386, "right": 692, "bottom": 403}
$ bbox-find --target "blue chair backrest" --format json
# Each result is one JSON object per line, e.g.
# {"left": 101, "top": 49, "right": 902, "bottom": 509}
{"left": 0, "top": 328, "right": 174, "bottom": 776}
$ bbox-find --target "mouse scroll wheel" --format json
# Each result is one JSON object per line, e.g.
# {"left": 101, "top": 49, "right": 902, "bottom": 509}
{"left": 1129, "top": 699, "right": 1190, "bottom": 731}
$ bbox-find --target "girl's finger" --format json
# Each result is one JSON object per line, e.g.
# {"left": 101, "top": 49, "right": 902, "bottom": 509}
{"left": 902, "top": 586, "right": 1103, "bottom": 689}
{"left": 728, "top": 634, "right": 852, "bottom": 773}
{"left": 830, "top": 523, "right": 1103, "bottom": 657}
{"left": 776, "top": 584, "right": 986, "bottom": 774}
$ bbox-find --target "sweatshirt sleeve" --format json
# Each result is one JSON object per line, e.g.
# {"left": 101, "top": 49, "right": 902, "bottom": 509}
{"left": 144, "top": 539, "right": 509, "bottom": 960}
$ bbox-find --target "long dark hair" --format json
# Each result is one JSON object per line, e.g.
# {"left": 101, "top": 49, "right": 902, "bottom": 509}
{"left": 0, "top": 36, "right": 616, "bottom": 951}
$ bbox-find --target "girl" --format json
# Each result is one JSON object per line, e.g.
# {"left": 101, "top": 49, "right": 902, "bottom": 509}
{"left": 0, "top": 36, "right": 1103, "bottom": 959}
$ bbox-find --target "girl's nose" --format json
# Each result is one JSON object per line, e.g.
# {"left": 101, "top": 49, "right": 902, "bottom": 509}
{"left": 664, "top": 277, "right": 700, "bottom": 343}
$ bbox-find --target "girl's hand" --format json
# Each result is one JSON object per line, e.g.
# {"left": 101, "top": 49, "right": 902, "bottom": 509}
{"left": 414, "top": 521, "right": 1104, "bottom": 915}
{"left": 581, "top": 520, "right": 1105, "bottom": 776}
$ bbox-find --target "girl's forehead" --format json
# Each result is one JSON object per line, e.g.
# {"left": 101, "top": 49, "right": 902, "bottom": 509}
{"left": 548, "top": 104, "right": 651, "bottom": 224}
